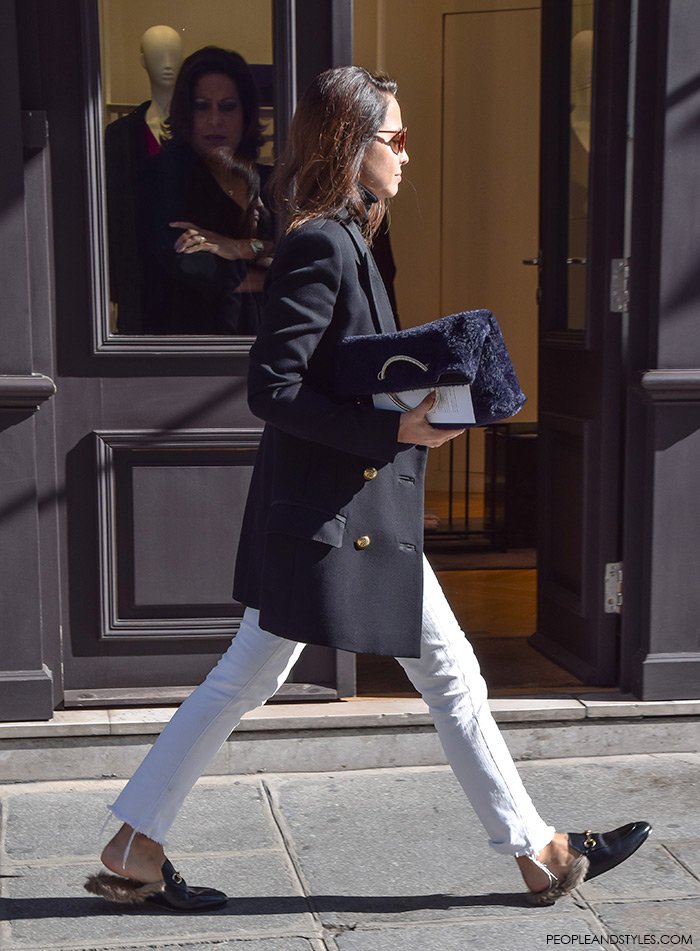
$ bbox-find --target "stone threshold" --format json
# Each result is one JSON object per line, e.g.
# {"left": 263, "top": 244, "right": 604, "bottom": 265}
{"left": 2, "top": 693, "right": 699, "bottom": 740}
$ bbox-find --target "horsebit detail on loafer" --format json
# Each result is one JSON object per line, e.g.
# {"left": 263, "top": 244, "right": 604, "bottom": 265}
{"left": 527, "top": 822, "right": 652, "bottom": 907}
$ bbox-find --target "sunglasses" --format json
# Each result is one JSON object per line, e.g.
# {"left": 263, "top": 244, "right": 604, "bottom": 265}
{"left": 373, "top": 127, "right": 408, "bottom": 154}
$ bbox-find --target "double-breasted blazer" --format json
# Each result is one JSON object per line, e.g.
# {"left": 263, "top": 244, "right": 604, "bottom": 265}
{"left": 232, "top": 214, "right": 427, "bottom": 657}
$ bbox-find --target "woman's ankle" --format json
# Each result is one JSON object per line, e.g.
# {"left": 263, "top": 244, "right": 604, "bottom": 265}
{"left": 101, "top": 824, "right": 165, "bottom": 878}
{"left": 537, "top": 832, "right": 573, "bottom": 870}
{"left": 516, "top": 833, "right": 573, "bottom": 893}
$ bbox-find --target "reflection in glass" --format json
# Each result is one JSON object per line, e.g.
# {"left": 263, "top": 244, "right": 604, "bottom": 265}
{"left": 567, "top": 6, "right": 593, "bottom": 330}
{"left": 99, "top": 1, "right": 274, "bottom": 336}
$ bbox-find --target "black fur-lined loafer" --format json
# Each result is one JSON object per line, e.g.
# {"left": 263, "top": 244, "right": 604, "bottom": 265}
{"left": 85, "top": 858, "right": 228, "bottom": 912}
{"left": 146, "top": 859, "right": 228, "bottom": 911}
{"left": 571, "top": 821, "right": 652, "bottom": 881}
{"left": 527, "top": 821, "right": 652, "bottom": 906}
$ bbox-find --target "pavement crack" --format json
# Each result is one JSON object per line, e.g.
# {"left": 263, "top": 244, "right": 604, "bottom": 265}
{"left": 260, "top": 778, "right": 324, "bottom": 931}
{"left": 661, "top": 841, "right": 700, "bottom": 883}
{"left": 326, "top": 922, "right": 359, "bottom": 934}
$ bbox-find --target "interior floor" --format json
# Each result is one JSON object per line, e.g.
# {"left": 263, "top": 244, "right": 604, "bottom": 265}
{"left": 356, "top": 490, "right": 588, "bottom": 699}
{"left": 356, "top": 567, "right": 590, "bottom": 698}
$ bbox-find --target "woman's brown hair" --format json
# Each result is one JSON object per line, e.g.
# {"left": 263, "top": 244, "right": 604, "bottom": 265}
{"left": 164, "top": 46, "right": 263, "bottom": 160}
{"left": 204, "top": 149, "right": 263, "bottom": 236}
{"left": 272, "top": 66, "right": 398, "bottom": 241}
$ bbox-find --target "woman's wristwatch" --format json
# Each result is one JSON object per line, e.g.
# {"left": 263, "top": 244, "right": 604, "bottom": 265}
{"left": 249, "top": 239, "right": 265, "bottom": 260}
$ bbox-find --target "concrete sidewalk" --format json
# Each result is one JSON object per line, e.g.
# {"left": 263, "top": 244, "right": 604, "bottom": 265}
{"left": 1, "top": 753, "right": 700, "bottom": 950}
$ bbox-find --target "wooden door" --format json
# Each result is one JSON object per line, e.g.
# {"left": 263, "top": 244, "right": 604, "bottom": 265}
{"left": 18, "top": 0, "right": 353, "bottom": 707}
{"left": 531, "top": 0, "right": 630, "bottom": 683}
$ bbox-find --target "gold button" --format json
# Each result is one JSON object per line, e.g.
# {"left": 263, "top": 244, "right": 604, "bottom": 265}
{"left": 355, "top": 535, "right": 371, "bottom": 550}
{"left": 363, "top": 467, "right": 378, "bottom": 481}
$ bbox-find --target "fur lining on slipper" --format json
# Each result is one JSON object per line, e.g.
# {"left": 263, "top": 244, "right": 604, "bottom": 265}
{"left": 84, "top": 872, "right": 164, "bottom": 904}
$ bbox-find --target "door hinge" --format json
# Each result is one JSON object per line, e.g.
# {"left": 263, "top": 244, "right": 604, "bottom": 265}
{"left": 610, "top": 258, "right": 630, "bottom": 313}
{"left": 604, "top": 562, "right": 623, "bottom": 614}
{"left": 22, "top": 110, "right": 49, "bottom": 153}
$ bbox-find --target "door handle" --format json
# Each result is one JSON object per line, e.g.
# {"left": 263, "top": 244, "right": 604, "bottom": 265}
{"left": 523, "top": 257, "right": 588, "bottom": 266}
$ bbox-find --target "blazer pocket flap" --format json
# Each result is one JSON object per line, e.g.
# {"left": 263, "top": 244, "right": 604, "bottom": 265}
{"left": 266, "top": 502, "right": 346, "bottom": 548}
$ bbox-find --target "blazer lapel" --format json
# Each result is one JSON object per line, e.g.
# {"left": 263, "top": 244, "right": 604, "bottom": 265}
{"left": 342, "top": 219, "right": 398, "bottom": 335}
{"left": 365, "top": 249, "right": 399, "bottom": 334}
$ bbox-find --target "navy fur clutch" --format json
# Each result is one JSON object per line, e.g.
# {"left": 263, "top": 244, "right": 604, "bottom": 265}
{"left": 335, "top": 310, "right": 526, "bottom": 427}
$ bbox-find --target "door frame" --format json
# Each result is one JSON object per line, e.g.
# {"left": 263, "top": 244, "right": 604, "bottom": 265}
{"left": 621, "top": 0, "right": 700, "bottom": 699}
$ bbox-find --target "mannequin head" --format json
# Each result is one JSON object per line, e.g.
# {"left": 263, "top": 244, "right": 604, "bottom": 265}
{"left": 570, "top": 30, "right": 592, "bottom": 151}
{"left": 140, "top": 25, "right": 183, "bottom": 91}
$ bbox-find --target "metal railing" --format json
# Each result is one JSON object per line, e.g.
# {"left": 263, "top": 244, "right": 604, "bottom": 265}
{"left": 424, "top": 423, "right": 538, "bottom": 551}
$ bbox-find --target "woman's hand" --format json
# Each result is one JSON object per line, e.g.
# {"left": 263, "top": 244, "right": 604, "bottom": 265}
{"left": 170, "top": 221, "right": 274, "bottom": 262}
{"left": 397, "top": 393, "right": 465, "bottom": 447}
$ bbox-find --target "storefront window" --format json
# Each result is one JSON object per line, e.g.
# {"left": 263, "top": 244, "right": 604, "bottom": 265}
{"left": 96, "top": 0, "right": 274, "bottom": 340}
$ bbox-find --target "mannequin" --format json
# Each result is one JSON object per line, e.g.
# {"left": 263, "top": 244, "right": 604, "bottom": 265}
{"left": 104, "top": 25, "right": 183, "bottom": 332}
{"left": 568, "top": 29, "right": 593, "bottom": 330}
{"left": 570, "top": 30, "right": 592, "bottom": 153}
{"left": 140, "top": 25, "right": 184, "bottom": 145}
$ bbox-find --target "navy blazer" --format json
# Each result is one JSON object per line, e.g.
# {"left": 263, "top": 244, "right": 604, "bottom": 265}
{"left": 233, "top": 215, "right": 427, "bottom": 657}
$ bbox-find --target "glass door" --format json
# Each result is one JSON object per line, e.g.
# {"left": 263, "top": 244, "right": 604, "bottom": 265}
{"left": 531, "top": 0, "right": 631, "bottom": 684}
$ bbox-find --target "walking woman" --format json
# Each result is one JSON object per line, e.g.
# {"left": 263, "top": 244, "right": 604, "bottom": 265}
{"left": 87, "top": 66, "right": 649, "bottom": 912}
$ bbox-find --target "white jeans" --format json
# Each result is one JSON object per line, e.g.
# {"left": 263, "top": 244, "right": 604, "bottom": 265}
{"left": 110, "top": 557, "right": 554, "bottom": 859}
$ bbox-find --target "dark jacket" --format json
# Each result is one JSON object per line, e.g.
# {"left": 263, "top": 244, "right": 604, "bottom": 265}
{"left": 233, "top": 215, "right": 427, "bottom": 657}
{"left": 105, "top": 101, "right": 157, "bottom": 333}
{"left": 142, "top": 145, "right": 273, "bottom": 335}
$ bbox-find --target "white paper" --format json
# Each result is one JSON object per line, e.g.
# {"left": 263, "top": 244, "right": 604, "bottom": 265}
{"left": 372, "top": 385, "right": 476, "bottom": 426}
